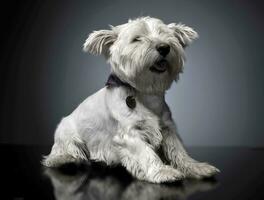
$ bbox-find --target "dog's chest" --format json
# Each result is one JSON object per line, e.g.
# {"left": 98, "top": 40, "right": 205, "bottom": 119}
{"left": 137, "top": 93, "right": 165, "bottom": 116}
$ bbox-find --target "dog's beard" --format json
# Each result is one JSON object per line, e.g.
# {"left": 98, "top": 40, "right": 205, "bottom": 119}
{"left": 134, "top": 63, "right": 178, "bottom": 94}
{"left": 133, "top": 49, "right": 183, "bottom": 93}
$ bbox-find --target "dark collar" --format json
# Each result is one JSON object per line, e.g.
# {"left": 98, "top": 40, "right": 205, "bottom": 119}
{"left": 105, "top": 74, "right": 134, "bottom": 89}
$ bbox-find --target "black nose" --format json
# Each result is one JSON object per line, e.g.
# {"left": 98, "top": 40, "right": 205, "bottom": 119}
{"left": 156, "top": 43, "right": 170, "bottom": 57}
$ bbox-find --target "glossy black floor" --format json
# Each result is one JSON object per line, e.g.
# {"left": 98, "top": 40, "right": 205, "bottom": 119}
{"left": 2, "top": 145, "right": 264, "bottom": 200}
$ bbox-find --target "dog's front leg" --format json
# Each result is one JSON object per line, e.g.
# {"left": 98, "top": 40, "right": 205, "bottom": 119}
{"left": 161, "top": 107, "right": 220, "bottom": 179}
{"left": 114, "top": 133, "right": 184, "bottom": 183}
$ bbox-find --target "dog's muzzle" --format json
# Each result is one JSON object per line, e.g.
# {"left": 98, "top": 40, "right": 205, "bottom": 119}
{"left": 149, "top": 59, "right": 169, "bottom": 73}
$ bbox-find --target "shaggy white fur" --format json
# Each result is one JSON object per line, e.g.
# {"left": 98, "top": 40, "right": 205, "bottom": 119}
{"left": 43, "top": 17, "right": 219, "bottom": 183}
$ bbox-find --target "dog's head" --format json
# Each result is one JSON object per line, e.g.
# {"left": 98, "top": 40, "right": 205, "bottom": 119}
{"left": 83, "top": 17, "right": 198, "bottom": 94}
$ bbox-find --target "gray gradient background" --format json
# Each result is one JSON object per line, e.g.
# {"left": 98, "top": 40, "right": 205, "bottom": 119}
{"left": 1, "top": 0, "right": 264, "bottom": 146}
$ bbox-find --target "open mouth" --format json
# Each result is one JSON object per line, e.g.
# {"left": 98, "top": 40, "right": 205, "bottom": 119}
{"left": 149, "top": 59, "right": 169, "bottom": 73}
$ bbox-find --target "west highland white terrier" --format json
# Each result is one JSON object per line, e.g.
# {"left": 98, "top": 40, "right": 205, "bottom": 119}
{"left": 43, "top": 17, "right": 219, "bottom": 183}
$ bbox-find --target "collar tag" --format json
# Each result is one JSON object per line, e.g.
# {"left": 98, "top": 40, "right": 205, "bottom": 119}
{"left": 126, "top": 96, "right": 136, "bottom": 109}
{"left": 105, "top": 74, "right": 136, "bottom": 109}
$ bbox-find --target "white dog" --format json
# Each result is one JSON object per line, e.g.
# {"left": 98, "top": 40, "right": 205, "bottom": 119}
{"left": 43, "top": 16, "right": 219, "bottom": 183}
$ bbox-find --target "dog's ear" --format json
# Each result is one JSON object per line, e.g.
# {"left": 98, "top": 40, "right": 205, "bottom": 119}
{"left": 168, "top": 23, "right": 198, "bottom": 48}
{"left": 83, "top": 28, "right": 117, "bottom": 56}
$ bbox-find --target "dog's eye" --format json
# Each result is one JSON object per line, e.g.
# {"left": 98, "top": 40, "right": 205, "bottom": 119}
{"left": 132, "top": 36, "right": 141, "bottom": 43}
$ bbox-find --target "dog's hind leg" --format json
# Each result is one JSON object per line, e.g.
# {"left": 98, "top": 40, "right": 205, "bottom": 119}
{"left": 42, "top": 117, "right": 89, "bottom": 167}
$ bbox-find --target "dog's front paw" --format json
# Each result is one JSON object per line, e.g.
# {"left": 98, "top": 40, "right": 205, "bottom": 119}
{"left": 150, "top": 166, "right": 184, "bottom": 183}
{"left": 184, "top": 162, "right": 220, "bottom": 179}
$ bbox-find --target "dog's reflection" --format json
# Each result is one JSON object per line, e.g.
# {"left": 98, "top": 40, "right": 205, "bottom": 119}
{"left": 44, "top": 163, "right": 218, "bottom": 200}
